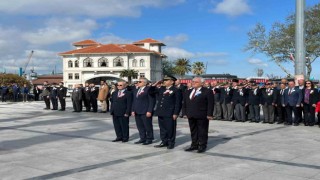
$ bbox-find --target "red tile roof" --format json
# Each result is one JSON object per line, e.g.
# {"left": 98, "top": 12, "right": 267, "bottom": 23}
{"left": 59, "top": 44, "right": 166, "bottom": 57}
{"left": 133, "top": 38, "right": 165, "bottom": 45}
{"left": 32, "top": 75, "right": 63, "bottom": 85}
{"left": 72, "top": 40, "right": 99, "bottom": 46}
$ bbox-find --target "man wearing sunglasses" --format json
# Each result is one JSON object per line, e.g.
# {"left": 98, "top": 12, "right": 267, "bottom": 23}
{"left": 132, "top": 78, "right": 156, "bottom": 145}
{"left": 110, "top": 81, "right": 133, "bottom": 143}
{"left": 152, "top": 75, "right": 182, "bottom": 149}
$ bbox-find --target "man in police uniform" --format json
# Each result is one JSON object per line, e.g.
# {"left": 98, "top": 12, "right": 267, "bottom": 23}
{"left": 152, "top": 75, "right": 182, "bottom": 149}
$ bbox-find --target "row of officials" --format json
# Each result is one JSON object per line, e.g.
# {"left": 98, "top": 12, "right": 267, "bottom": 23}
{"left": 40, "top": 77, "right": 320, "bottom": 153}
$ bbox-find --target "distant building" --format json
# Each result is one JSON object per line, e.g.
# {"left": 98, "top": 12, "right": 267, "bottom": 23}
{"left": 31, "top": 74, "right": 63, "bottom": 86}
{"left": 59, "top": 38, "right": 166, "bottom": 89}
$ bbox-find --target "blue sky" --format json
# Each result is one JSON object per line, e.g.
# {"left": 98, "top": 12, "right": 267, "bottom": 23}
{"left": 0, "top": 0, "right": 319, "bottom": 79}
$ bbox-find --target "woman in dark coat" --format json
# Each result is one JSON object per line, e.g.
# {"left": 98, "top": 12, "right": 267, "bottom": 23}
{"left": 302, "top": 80, "right": 319, "bottom": 126}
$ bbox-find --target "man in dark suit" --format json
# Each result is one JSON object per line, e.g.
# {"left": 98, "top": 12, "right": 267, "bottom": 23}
{"left": 131, "top": 77, "right": 156, "bottom": 145}
{"left": 1, "top": 84, "right": 9, "bottom": 102}
{"left": 57, "top": 81, "right": 67, "bottom": 111}
{"left": 41, "top": 81, "right": 51, "bottom": 110}
{"left": 83, "top": 82, "right": 91, "bottom": 112}
{"left": 211, "top": 81, "right": 222, "bottom": 120}
{"left": 50, "top": 83, "right": 58, "bottom": 110}
{"left": 275, "top": 83, "right": 287, "bottom": 124}
{"left": 72, "top": 84, "right": 82, "bottom": 112}
{"left": 247, "top": 83, "right": 262, "bottom": 123}
{"left": 12, "top": 83, "right": 20, "bottom": 102}
{"left": 110, "top": 81, "right": 133, "bottom": 143}
{"left": 282, "top": 80, "right": 303, "bottom": 126}
{"left": 183, "top": 77, "right": 214, "bottom": 153}
{"left": 261, "top": 82, "right": 277, "bottom": 124}
{"left": 221, "top": 83, "right": 234, "bottom": 121}
{"left": 231, "top": 83, "right": 248, "bottom": 122}
{"left": 152, "top": 75, "right": 182, "bottom": 149}
{"left": 90, "top": 83, "right": 99, "bottom": 112}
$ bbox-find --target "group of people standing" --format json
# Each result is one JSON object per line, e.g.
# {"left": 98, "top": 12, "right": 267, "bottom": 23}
{"left": 0, "top": 83, "right": 43, "bottom": 102}
{"left": 40, "top": 76, "right": 320, "bottom": 154}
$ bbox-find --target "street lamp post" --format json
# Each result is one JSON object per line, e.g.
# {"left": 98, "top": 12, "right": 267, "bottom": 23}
{"left": 295, "top": 0, "right": 306, "bottom": 79}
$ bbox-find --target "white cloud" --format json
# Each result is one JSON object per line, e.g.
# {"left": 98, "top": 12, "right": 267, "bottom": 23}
{"left": 98, "top": 34, "right": 133, "bottom": 44}
{"left": 211, "top": 0, "right": 252, "bottom": 17}
{"left": 22, "top": 18, "right": 98, "bottom": 46}
{"left": 163, "top": 47, "right": 228, "bottom": 60}
{"left": 247, "top": 58, "right": 268, "bottom": 67}
{"left": 0, "top": 0, "right": 185, "bottom": 17}
{"left": 162, "top": 34, "right": 189, "bottom": 47}
{"left": 163, "top": 47, "right": 194, "bottom": 59}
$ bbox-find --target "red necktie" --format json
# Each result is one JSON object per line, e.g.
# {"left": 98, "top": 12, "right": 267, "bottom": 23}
{"left": 191, "top": 89, "right": 197, "bottom": 99}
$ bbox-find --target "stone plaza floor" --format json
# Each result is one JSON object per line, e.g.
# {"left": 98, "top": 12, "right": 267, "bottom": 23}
{"left": 1, "top": 99, "right": 320, "bottom": 180}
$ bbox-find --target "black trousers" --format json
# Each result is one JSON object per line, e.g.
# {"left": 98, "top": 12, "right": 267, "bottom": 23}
{"left": 43, "top": 96, "right": 50, "bottom": 109}
{"left": 84, "top": 98, "right": 91, "bottom": 111}
{"left": 59, "top": 97, "right": 66, "bottom": 110}
{"left": 1, "top": 94, "right": 7, "bottom": 102}
{"left": 90, "top": 98, "right": 97, "bottom": 112}
{"left": 276, "top": 105, "right": 286, "bottom": 123}
{"left": 286, "top": 105, "right": 299, "bottom": 124}
{"left": 34, "top": 94, "right": 39, "bottom": 101}
{"left": 113, "top": 115, "right": 129, "bottom": 140}
{"left": 303, "top": 103, "right": 316, "bottom": 125}
{"left": 51, "top": 97, "right": 58, "bottom": 110}
{"left": 135, "top": 114, "right": 154, "bottom": 141}
{"left": 158, "top": 116, "right": 176, "bottom": 145}
{"left": 297, "top": 106, "right": 303, "bottom": 123}
{"left": 188, "top": 117, "right": 209, "bottom": 147}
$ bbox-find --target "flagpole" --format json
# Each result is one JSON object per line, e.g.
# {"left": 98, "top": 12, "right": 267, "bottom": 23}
{"left": 295, "top": 0, "right": 306, "bottom": 78}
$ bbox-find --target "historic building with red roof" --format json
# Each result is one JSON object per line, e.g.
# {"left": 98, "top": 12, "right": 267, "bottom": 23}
{"left": 59, "top": 38, "right": 166, "bottom": 88}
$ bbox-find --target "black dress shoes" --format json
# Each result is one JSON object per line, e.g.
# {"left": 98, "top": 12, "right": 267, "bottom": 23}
{"left": 185, "top": 146, "right": 198, "bottom": 152}
{"left": 197, "top": 146, "right": 207, "bottom": 153}
{"left": 154, "top": 142, "right": 168, "bottom": 148}
{"left": 134, "top": 140, "right": 146, "bottom": 144}
{"left": 58, "top": 109, "right": 65, "bottom": 111}
{"left": 142, "top": 141, "right": 152, "bottom": 145}
{"left": 122, "top": 139, "right": 128, "bottom": 143}
{"left": 112, "top": 138, "right": 122, "bottom": 142}
{"left": 167, "top": 144, "right": 175, "bottom": 149}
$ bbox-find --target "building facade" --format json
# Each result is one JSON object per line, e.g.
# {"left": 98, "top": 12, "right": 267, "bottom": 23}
{"left": 59, "top": 38, "right": 166, "bottom": 89}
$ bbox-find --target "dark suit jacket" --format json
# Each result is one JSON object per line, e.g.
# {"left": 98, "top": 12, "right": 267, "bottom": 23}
{"left": 276, "top": 88, "right": 286, "bottom": 106}
{"left": 132, "top": 86, "right": 156, "bottom": 114}
{"left": 110, "top": 89, "right": 133, "bottom": 116}
{"left": 247, "top": 88, "right": 262, "bottom": 105}
{"left": 211, "top": 87, "right": 221, "bottom": 103}
{"left": 221, "top": 87, "right": 233, "bottom": 104}
{"left": 261, "top": 88, "right": 277, "bottom": 105}
{"left": 182, "top": 87, "right": 214, "bottom": 119}
{"left": 301, "top": 88, "right": 319, "bottom": 105}
{"left": 57, "top": 86, "right": 67, "bottom": 98}
{"left": 83, "top": 86, "right": 91, "bottom": 100}
{"left": 231, "top": 88, "right": 247, "bottom": 106}
{"left": 50, "top": 87, "right": 58, "bottom": 98}
{"left": 90, "top": 87, "right": 99, "bottom": 99}
{"left": 153, "top": 86, "right": 182, "bottom": 117}
{"left": 282, "top": 88, "right": 302, "bottom": 106}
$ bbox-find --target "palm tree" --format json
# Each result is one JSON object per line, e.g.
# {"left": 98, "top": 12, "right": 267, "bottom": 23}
{"left": 173, "top": 58, "right": 191, "bottom": 78}
{"left": 192, "top": 61, "right": 205, "bottom": 75}
{"left": 120, "top": 69, "right": 138, "bottom": 84}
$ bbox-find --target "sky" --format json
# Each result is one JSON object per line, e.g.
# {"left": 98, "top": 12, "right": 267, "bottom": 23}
{"left": 0, "top": 0, "right": 319, "bottom": 79}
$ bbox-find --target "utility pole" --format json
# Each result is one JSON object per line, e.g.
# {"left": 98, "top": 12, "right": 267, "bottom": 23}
{"left": 295, "top": 0, "right": 306, "bottom": 79}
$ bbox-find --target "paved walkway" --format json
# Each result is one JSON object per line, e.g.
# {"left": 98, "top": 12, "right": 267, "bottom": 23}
{"left": 1, "top": 99, "right": 320, "bottom": 180}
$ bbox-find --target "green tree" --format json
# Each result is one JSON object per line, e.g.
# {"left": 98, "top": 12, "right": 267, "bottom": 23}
{"left": 173, "top": 58, "right": 191, "bottom": 78}
{"left": 119, "top": 69, "right": 138, "bottom": 84}
{"left": 162, "top": 59, "right": 175, "bottom": 76}
{"left": 245, "top": 3, "right": 320, "bottom": 78}
{"left": 0, "top": 73, "right": 30, "bottom": 87}
{"left": 192, "top": 61, "right": 205, "bottom": 75}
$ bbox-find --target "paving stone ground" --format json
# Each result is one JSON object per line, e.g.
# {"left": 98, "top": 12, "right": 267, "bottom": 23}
{"left": 1, "top": 99, "right": 320, "bottom": 180}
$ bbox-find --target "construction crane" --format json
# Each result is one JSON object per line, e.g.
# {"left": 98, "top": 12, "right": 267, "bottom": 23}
{"left": 19, "top": 50, "right": 34, "bottom": 77}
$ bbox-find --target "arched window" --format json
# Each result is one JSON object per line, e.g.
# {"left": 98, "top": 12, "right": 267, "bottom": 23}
{"left": 113, "top": 57, "right": 124, "bottom": 67}
{"left": 132, "top": 59, "right": 137, "bottom": 67}
{"left": 83, "top": 58, "right": 93, "bottom": 67}
{"left": 75, "top": 60, "right": 79, "bottom": 67}
{"left": 98, "top": 57, "right": 108, "bottom": 67}
{"left": 68, "top": 60, "right": 73, "bottom": 68}
{"left": 140, "top": 59, "right": 145, "bottom": 67}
